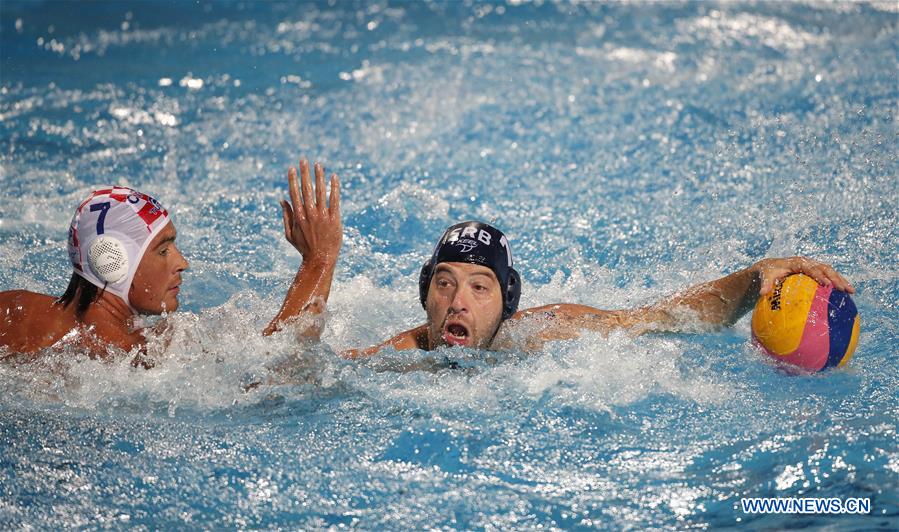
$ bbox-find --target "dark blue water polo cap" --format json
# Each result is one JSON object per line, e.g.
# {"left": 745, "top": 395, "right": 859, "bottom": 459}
{"left": 419, "top": 221, "right": 521, "bottom": 320}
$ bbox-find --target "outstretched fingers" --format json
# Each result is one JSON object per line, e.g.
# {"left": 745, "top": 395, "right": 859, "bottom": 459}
{"left": 287, "top": 165, "right": 304, "bottom": 222}
{"left": 797, "top": 258, "right": 856, "bottom": 294}
{"left": 758, "top": 257, "right": 855, "bottom": 296}
{"left": 329, "top": 173, "right": 340, "bottom": 219}
{"left": 818, "top": 263, "right": 855, "bottom": 294}
{"left": 300, "top": 159, "right": 315, "bottom": 221}
{"left": 805, "top": 261, "right": 832, "bottom": 287}
{"left": 280, "top": 199, "right": 293, "bottom": 242}
{"left": 279, "top": 157, "right": 343, "bottom": 262}
{"left": 314, "top": 162, "right": 326, "bottom": 214}
{"left": 836, "top": 271, "right": 854, "bottom": 293}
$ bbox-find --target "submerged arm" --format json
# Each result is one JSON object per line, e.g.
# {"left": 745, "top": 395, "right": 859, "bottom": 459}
{"left": 264, "top": 159, "right": 342, "bottom": 339}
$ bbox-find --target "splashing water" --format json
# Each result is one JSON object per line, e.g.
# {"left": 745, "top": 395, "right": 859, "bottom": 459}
{"left": 1, "top": 1, "right": 897, "bottom": 528}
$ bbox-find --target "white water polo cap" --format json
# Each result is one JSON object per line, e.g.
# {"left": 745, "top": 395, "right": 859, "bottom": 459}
{"left": 67, "top": 186, "right": 171, "bottom": 307}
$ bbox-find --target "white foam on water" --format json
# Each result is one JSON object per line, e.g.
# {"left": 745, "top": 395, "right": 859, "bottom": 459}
{"left": 1, "top": 264, "right": 740, "bottom": 417}
{"left": 324, "top": 270, "right": 740, "bottom": 415}
{"left": 510, "top": 330, "right": 734, "bottom": 411}
{"left": 0, "top": 292, "right": 340, "bottom": 413}
{"left": 1, "top": 3, "right": 896, "bottom": 528}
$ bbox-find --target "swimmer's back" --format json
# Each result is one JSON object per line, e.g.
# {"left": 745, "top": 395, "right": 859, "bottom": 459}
{"left": 0, "top": 290, "right": 75, "bottom": 354}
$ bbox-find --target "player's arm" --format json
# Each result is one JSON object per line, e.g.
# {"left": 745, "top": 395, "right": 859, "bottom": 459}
{"left": 521, "top": 257, "right": 854, "bottom": 340}
{"left": 264, "top": 159, "right": 342, "bottom": 339}
{"left": 627, "top": 256, "right": 853, "bottom": 332}
{"left": 341, "top": 325, "right": 428, "bottom": 359}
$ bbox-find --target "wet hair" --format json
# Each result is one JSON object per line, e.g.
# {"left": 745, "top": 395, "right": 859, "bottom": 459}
{"left": 56, "top": 273, "right": 101, "bottom": 316}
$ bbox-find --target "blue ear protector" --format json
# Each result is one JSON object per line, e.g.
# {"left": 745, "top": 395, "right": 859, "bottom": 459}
{"left": 503, "top": 267, "right": 522, "bottom": 320}
{"left": 419, "top": 261, "right": 521, "bottom": 320}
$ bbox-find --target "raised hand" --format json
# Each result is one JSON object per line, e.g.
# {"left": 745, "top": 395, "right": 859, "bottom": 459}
{"left": 280, "top": 159, "right": 342, "bottom": 264}
{"left": 754, "top": 256, "right": 854, "bottom": 295}
{"left": 265, "top": 158, "right": 343, "bottom": 338}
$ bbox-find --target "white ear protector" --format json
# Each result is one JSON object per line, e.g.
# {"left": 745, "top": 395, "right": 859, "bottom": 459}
{"left": 68, "top": 186, "right": 171, "bottom": 308}
{"left": 88, "top": 235, "right": 129, "bottom": 284}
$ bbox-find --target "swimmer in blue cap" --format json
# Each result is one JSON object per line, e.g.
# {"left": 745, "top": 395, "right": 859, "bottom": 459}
{"left": 0, "top": 158, "right": 341, "bottom": 364}
{"left": 417, "top": 221, "right": 521, "bottom": 349}
{"left": 344, "top": 219, "right": 854, "bottom": 358}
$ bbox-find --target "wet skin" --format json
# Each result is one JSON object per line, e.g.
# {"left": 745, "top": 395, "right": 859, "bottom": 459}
{"left": 345, "top": 255, "right": 856, "bottom": 358}
{"left": 0, "top": 156, "right": 342, "bottom": 361}
{"left": 425, "top": 262, "right": 505, "bottom": 350}
{"left": 0, "top": 222, "right": 188, "bottom": 356}
{"left": 129, "top": 223, "right": 188, "bottom": 314}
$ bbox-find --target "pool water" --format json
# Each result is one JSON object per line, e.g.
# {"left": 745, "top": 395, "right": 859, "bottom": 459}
{"left": 1, "top": 1, "right": 897, "bottom": 528}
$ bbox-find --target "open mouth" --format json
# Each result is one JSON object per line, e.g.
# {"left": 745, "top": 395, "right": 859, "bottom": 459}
{"left": 443, "top": 322, "right": 470, "bottom": 346}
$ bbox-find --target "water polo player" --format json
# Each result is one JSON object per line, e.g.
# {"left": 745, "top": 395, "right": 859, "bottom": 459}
{"left": 0, "top": 186, "right": 187, "bottom": 358}
{"left": 0, "top": 159, "right": 341, "bottom": 362}
{"left": 345, "top": 221, "right": 854, "bottom": 357}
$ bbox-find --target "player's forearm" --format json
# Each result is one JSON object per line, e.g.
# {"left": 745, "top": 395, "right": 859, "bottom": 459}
{"left": 263, "top": 257, "right": 337, "bottom": 337}
{"left": 648, "top": 264, "right": 760, "bottom": 330}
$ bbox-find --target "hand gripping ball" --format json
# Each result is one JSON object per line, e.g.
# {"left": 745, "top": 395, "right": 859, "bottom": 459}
{"left": 751, "top": 274, "right": 860, "bottom": 372}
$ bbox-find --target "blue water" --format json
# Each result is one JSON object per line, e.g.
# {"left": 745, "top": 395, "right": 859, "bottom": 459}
{"left": 2, "top": 0, "right": 897, "bottom": 528}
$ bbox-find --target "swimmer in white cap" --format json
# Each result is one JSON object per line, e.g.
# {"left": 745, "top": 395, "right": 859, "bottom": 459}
{"left": 0, "top": 159, "right": 341, "bottom": 364}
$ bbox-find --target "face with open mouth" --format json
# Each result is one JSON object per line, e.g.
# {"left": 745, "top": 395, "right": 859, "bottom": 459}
{"left": 425, "top": 262, "right": 504, "bottom": 350}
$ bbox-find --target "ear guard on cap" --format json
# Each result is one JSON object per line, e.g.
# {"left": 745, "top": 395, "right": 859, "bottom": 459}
{"left": 88, "top": 235, "right": 129, "bottom": 284}
{"left": 504, "top": 268, "right": 521, "bottom": 320}
{"left": 419, "top": 262, "right": 522, "bottom": 320}
{"left": 418, "top": 262, "right": 431, "bottom": 310}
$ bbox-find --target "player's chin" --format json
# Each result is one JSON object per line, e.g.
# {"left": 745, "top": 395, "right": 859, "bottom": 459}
{"left": 148, "top": 295, "right": 180, "bottom": 315}
{"left": 468, "top": 334, "right": 493, "bottom": 349}
{"left": 163, "top": 295, "right": 180, "bottom": 313}
{"left": 429, "top": 326, "right": 450, "bottom": 349}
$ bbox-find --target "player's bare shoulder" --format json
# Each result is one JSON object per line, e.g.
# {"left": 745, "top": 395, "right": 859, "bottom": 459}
{"left": 491, "top": 303, "right": 636, "bottom": 351}
{"left": 343, "top": 325, "right": 428, "bottom": 358}
{"left": 0, "top": 290, "right": 75, "bottom": 353}
{"left": 0, "top": 290, "right": 59, "bottom": 327}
